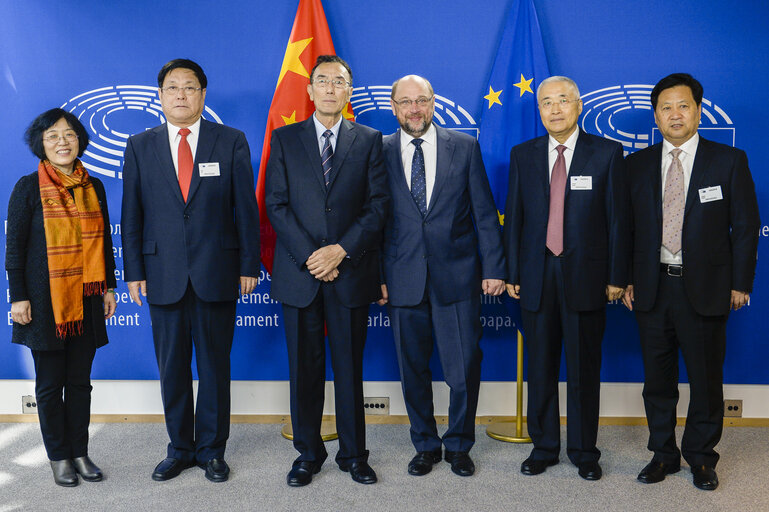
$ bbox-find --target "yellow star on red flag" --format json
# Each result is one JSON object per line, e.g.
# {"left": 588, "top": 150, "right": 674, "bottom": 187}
{"left": 277, "top": 37, "right": 313, "bottom": 87}
{"left": 281, "top": 111, "right": 298, "bottom": 125}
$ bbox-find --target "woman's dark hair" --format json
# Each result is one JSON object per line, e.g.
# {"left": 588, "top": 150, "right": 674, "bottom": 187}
{"left": 24, "top": 108, "right": 89, "bottom": 160}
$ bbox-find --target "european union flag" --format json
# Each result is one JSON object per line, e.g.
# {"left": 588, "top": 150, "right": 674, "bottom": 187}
{"left": 479, "top": 0, "right": 550, "bottom": 211}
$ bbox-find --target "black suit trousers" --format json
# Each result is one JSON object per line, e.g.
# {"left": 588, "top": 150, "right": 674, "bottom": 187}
{"left": 282, "top": 284, "right": 369, "bottom": 467}
{"left": 635, "top": 272, "right": 727, "bottom": 468}
{"left": 31, "top": 297, "right": 98, "bottom": 461}
{"left": 521, "top": 253, "right": 605, "bottom": 465}
{"left": 148, "top": 282, "right": 236, "bottom": 463}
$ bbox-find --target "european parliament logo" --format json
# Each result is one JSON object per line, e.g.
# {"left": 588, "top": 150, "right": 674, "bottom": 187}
{"left": 580, "top": 84, "right": 735, "bottom": 156}
{"left": 61, "top": 86, "right": 223, "bottom": 180}
{"left": 351, "top": 85, "right": 478, "bottom": 138}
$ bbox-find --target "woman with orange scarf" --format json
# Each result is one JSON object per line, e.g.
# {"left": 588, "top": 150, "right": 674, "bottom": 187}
{"left": 6, "top": 108, "right": 117, "bottom": 487}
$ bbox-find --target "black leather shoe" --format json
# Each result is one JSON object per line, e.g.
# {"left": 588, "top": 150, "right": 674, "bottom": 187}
{"left": 520, "top": 457, "right": 558, "bottom": 475}
{"left": 152, "top": 457, "right": 194, "bottom": 481}
{"left": 287, "top": 461, "right": 320, "bottom": 487}
{"left": 408, "top": 451, "right": 442, "bottom": 476}
{"left": 691, "top": 465, "right": 718, "bottom": 491}
{"left": 199, "top": 458, "right": 229, "bottom": 482}
{"left": 636, "top": 460, "right": 680, "bottom": 484}
{"left": 577, "top": 461, "right": 602, "bottom": 480}
{"left": 340, "top": 461, "right": 377, "bottom": 484}
{"left": 72, "top": 456, "right": 103, "bottom": 482}
{"left": 444, "top": 451, "right": 475, "bottom": 477}
{"left": 50, "top": 459, "right": 78, "bottom": 487}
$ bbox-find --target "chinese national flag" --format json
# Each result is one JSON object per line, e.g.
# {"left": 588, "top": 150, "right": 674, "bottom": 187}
{"left": 255, "top": 0, "right": 354, "bottom": 273}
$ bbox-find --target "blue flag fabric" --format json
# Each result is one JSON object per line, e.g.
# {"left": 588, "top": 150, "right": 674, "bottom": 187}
{"left": 478, "top": 0, "right": 551, "bottom": 211}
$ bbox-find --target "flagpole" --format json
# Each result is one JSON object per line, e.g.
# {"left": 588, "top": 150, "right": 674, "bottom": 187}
{"left": 486, "top": 330, "right": 531, "bottom": 443}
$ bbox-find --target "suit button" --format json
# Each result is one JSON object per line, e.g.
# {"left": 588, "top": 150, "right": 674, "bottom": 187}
{"left": 183, "top": 214, "right": 190, "bottom": 220}
{"left": 321, "top": 238, "right": 327, "bottom": 243}
{"left": 326, "top": 208, "right": 332, "bottom": 212}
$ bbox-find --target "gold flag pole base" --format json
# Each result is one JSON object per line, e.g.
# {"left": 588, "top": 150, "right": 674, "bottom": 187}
{"left": 281, "top": 420, "right": 339, "bottom": 442}
{"left": 486, "top": 330, "right": 532, "bottom": 444}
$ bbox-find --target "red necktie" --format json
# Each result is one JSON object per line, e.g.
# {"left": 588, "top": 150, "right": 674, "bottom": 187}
{"left": 546, "top": 145, "right": 567, "bottom": 256}
{"left": 178, "top": 128, "right": 193, "bottom": 202}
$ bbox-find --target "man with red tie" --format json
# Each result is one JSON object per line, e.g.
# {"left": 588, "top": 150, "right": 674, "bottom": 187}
{"left": 122, "top": 59, "right": 260, "bottom": 483}
{"left": 504, "top": 76, "right": 629, "bottom": 481}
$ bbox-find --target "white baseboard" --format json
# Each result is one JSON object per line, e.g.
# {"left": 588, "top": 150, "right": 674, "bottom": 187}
{"left": 1, "top": 380, "right": 767, "bottom": 418}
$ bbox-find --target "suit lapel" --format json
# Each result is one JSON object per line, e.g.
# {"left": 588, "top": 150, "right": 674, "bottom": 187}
{"left": 533, "top": 136, "right": 549, "bottom": 202}
{"left": 685, "top": 137, "right": 709, "bottom": 217}
{"left": 298, "top": 117, "right": 327, "bottom": 192}
{"left": 327, "top": 119, "right": 357, "bottom": 191}
{"left": 151, "top": 124, "right": 185, "bottom": 205}
{"left": 650, "top": 144, "right": 663, "bottom": 230}
{"left": 428, "top": 126, "right": 454, "bottom": 216}
{"left": 186, "top": 119, "right": 217, "bottom": 205}
{"left": 386, "top": 130, "right": 424, "bottom": 217}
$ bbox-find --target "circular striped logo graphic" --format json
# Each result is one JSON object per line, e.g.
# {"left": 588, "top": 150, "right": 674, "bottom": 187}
{"left": 580, "top": 84, "right": 734, "bottom": 155}
{"left": 60, "top": 85, "right": 223, "bottom": 179}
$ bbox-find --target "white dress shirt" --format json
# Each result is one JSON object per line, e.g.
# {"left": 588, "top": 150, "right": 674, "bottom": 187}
{"left": 660, "top": 133, "right": 699, "bottom": 265}
{"left": 166, "top": 118, "right": 201, "bottom": 177}
{"left": 547, "top": 128, "right": 579, "bottom": 181}
{"left": 400, "top": 123, "right": 437, "bottom": 206}
{"left": 312, "top": 113, "right": 342, "bottom": 154}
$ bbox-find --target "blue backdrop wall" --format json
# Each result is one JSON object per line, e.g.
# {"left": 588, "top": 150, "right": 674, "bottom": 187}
{"left": 1, "top": 0, "right": 766, "bottom": 384}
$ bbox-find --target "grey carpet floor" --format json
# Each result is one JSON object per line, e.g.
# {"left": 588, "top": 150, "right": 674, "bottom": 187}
{"left": 0, "top": 422, "right": 766, "bottom": 512}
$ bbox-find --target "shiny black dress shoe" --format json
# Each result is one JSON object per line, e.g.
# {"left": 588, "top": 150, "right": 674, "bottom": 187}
{"left": 199, "top": 458, "right": 230, "bottom": 482}
{"left": 50, "top": 459, "right": 78, "bottom": 487}
{"left": 152, "top": 457, "right": 194, "bottom": 481}
{"left": 636, "top": 460, "right": 680, "bottom": 484}
{"left": 72, "top": 456, "right": 103, "bottom": 482}
{"left": 287, "top": 461, "right": 321, "bottom": 487}
{"left": 340, "top": 461, "right": 377, "bottom": 484}
{"left": 691, "top": 465, "right": 718, "bottom": 490}
{"left": 520, "top": 457, "right": 558, "bottom": 476}
{"left": 577, "top": 461, "right": 602, "bottom": 481}
{"left": 408, "top": 451, "right": 442, "bottom": 476}
{"left": 444, "top": 451, "right": 475, "bottom": 477}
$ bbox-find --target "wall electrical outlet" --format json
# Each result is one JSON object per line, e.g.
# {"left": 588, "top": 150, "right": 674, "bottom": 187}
{"left": 724, "top": 399, "right": 743, "bottom": 418}
{"left": 363, "top": 397, "right": 390, "bottom": 415}
{"left": 22, "top": 395, "right": 37, "bottom": 414}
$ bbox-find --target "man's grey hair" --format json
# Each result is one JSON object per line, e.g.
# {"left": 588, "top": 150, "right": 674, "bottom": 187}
{"left": 536, "top": 76, "right": 581, "bottom": 101}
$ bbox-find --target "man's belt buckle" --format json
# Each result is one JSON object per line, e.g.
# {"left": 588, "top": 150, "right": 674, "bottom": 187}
{"left": 666, "top": 264, "right": 683, "bottom": 277}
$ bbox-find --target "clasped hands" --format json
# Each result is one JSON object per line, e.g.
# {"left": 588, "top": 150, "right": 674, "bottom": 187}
{"left": 306, "top": 244, "right": 347, "bottom": 282}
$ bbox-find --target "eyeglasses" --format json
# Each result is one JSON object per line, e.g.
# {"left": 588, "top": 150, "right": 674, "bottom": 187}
{"left": 161, "top": 86, "right": 203, "bottom": 95}
{"left": 539, "top": 98, "right": 578, "bottom": 110}
{"left": 393, "top": 97, "right": 433, "bottom": 108}
{"left": 43, "top": 133, "right": 78, "bottom": 144}
{"left": 313, "top": 77, "right": 350, "bottom": 89}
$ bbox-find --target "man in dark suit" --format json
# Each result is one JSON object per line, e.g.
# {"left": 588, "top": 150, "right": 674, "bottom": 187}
{"left": 504, "top": 76, "right": 628, "bottom": 481}
{"left": 622, "top": 73, "right": 759, "bottom": 491}
{"left": 379, "top": 75, "right": 505, "bottom": 478}
{"left": 121, "top": 59, "right": 260, "bottom": 483}
{"left": 265, "top": 55, "right": 389, "bottom": 487}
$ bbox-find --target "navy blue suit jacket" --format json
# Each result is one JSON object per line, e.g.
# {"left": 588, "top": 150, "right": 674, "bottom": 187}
{"left": 626, "top": 137, "right": 760, "bottom": 316}
{"left": 121, "top": 120, "right": 261, "bottom": 305}
{"left": 382, "top": 126, "right": 505, "bottom": 307}
{"left": 265, "top": 117, "right": 389, "bottom": 309}
{"left": 504, "top": 130, "right": 629, "bottom": 312}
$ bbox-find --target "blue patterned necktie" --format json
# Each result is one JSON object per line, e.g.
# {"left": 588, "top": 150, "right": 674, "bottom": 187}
{"left": 410, "top": 138, "right": 426, "bottom": 216}
{"left": 321, "top": 130, "right": 333, "bottom": 188}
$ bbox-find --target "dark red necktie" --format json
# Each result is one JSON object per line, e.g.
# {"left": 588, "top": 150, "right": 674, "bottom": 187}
{"left": 178, "top": 128, "right": 193, "bottom": 202}
{"left": 546, "top": 145, "right": 567, "bottom": 255}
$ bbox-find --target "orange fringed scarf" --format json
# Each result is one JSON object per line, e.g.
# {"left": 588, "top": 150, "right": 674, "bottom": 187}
{"left": 38, "top": 159, "right": 106, "bottom": 338}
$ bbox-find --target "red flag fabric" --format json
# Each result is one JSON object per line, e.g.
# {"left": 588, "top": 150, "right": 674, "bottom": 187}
{"left": 255, "top": 0, "right": 354, "bottom": 272}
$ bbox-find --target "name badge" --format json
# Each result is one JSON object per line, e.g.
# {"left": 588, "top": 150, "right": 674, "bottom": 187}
{"left": 199, "top": 162, "right": 220, "bottom": 177}
{"left": 698, "top": 185, "right": 723, "bottom": 203}
{"left": 570, "top": 175, "right": 592, "bottom": 190}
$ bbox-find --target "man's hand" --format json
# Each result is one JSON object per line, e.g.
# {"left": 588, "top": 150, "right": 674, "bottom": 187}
{"left": 621, "top": 284, "right": 634, "bottom": 311}
{"left": 606, "top": 285, "right": 625, "bottom": 302}
{"left": 731, "top": 290, "right": 750, "bottom": 311}
{"left": 306, "top": 244, "right": 347, "bottom": 280}
{"left": 240, "top": 276, "right": 258, "bottom": 295}
{"left": 377, "top": 284, "right": 389, "bottom": 306}
{"left": 506, "top": 283, "right": 521, "bottom": 299}
{"left": 482, "top": 279, "right": 506, "bottom": 296}
{"left": 319, "top": 269, "right": 339, "bottom": 282}
{"left": 11, "top": 300, "right": 32, "bottom": 325}
{"left": 103, "top": 293, "right": 117, "bottom": 320}
{"left": 127, "top": 280, "right": 147, "bottom": 306}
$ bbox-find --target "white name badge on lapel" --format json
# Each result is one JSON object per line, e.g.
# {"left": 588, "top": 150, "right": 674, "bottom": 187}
{"left": 199, "top": 162, "right": 220, "bottom": 177}
{"left": 698, "top": 185, "right": 723, "bottom": 203}
{"left": 570, "top": 175, "right": 592, "bottom": 190}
